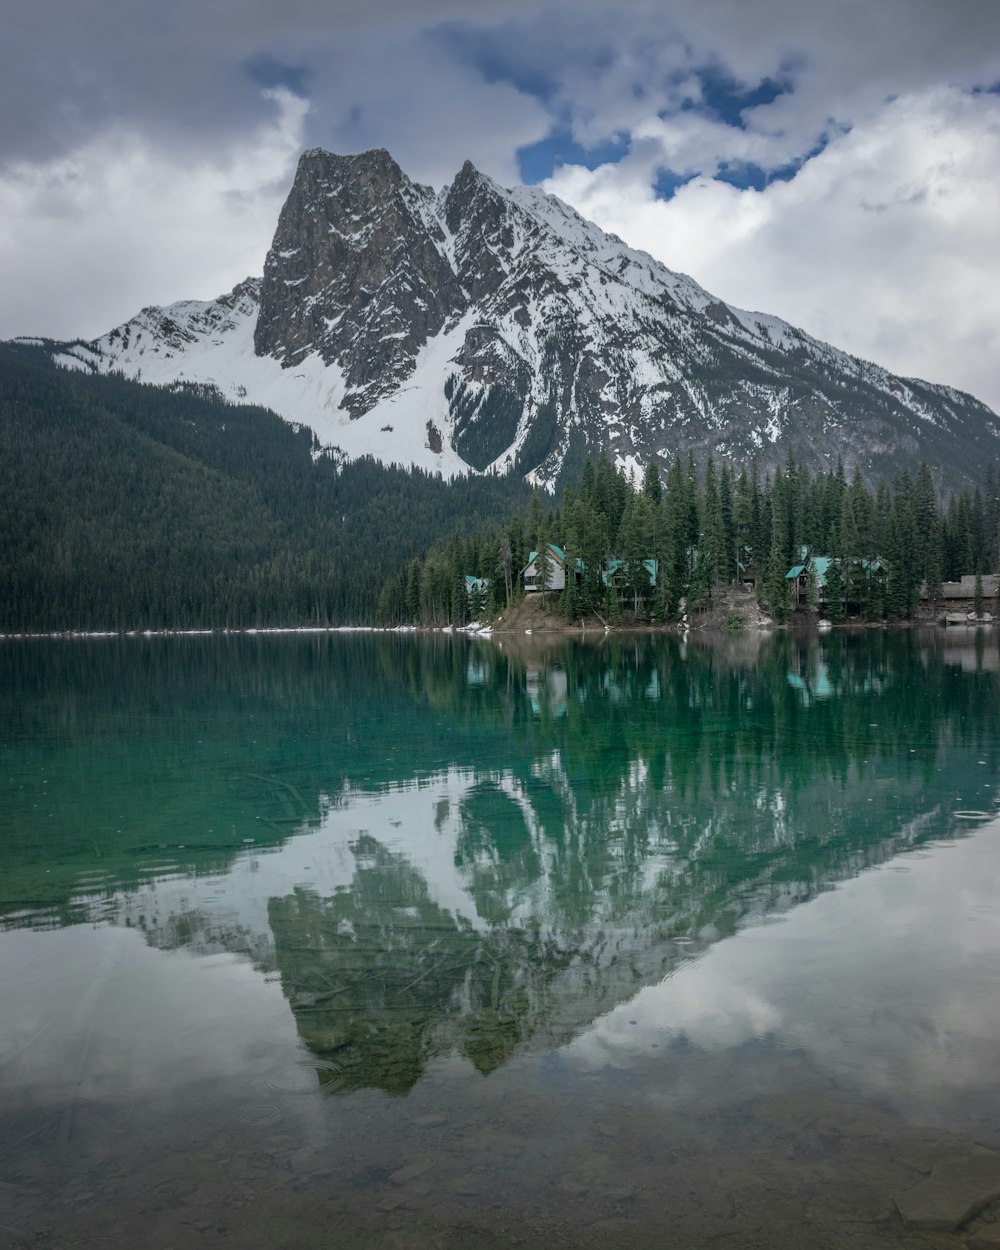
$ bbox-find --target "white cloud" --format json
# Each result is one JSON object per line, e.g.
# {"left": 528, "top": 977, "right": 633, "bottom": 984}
{"left": 569, "top": 812, "right": 1000, "bottom": 1120}
{"left": 0, "top": 90, "right": 309, "bottom": 341}
{"left": 545, "top": 87, "right": 1000, "bottom": 411}
{"left": 299, "top": 30, "right": 549, "bottom": 188}
{"left": 3, "top": 0, "right": 1000, "bottom": 417}
{"left": 0, "top": 25, "right": 552, "bottom": 342}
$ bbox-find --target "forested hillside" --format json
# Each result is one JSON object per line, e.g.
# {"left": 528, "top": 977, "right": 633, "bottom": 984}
{"left": 0, "top": 346, "right": 532, "bottom": 631}
{"left": 379, "top": 453, "right": 1000, "bottom": 627}
{"left": 4, "top": 343, "right": 999, "bottom": 634}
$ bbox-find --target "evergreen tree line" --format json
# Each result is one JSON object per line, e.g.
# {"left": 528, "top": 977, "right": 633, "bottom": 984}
{"left": 377, "top": 452, "right": 1000, "bottom": 626}
{"left": 0, "top": 348, "right": 533, "bottom": 631}
{"left": 3, "top": 343, "right": 998, "bottom": 632}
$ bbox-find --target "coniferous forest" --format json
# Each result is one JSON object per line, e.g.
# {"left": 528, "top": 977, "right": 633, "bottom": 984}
{"left": 2, "top": 342, "right": 998, "bottom": 632}
{"left": 0, "top": 346, "right": 531, "bottom": 631}
{"left": 377, "top": 453, "right": 1000, "bottom": 627}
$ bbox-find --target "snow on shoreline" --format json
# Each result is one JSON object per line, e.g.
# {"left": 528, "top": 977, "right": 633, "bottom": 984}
{"left": 0, "top": 623, "right": 494, "bottom": 641}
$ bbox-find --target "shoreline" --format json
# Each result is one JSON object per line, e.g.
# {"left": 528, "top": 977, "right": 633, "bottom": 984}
{"left": 2, "top": 616, "right": 996, "bottom": 642}
{"left": 0, "top": 625, "right": 424, "bottom": 641}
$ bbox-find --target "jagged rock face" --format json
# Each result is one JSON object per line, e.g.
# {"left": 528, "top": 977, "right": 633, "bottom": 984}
{"left": 444, "top": 159, "right": 520, "bottom": 304}
{"left": 41, "top": 146, "right": 1000, "bottom": 490}
{"left": 104, "top": 277, "right": 262, "bottom": 362}
{"left": 254, "top": 148, "right": 466, "bottom": 417}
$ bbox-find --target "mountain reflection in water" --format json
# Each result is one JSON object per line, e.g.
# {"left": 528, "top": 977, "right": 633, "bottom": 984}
{"left": 2, "top": 630, "right": 997, "bottom": 1101}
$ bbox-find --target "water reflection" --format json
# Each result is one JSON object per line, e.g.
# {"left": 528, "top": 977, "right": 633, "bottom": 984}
{"left": 2, "top": 631, "right": 998, "bottom": 1102}
{"left": 4, "top": 631, "right": 1000, "bottom": 1249}
{"left": 570, "top": 819, "right": 1000, "bottom": 1130}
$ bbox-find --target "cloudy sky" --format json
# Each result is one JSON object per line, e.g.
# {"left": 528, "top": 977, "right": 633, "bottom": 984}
{"left": 3, "top": 0, "right": 1000, "bottom": 409}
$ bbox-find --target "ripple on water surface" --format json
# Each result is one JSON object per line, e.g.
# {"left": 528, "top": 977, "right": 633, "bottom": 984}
{"left": 254, "top": 1059, "right": 347, "bottom": 1096}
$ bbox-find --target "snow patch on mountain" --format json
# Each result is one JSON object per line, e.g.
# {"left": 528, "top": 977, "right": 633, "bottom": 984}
{"left": 55, "top": 280, "right": 470, "bottom": 476}
{"left": 351, "top": 313, "right": 477, "bottom": 476}
{"left": 21, "top": 146, "right": 1000, "bottom": 490}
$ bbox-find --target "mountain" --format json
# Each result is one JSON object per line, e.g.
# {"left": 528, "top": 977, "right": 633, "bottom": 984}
{"left": 26, "top": 147, "right": 1000, "bottom": 491}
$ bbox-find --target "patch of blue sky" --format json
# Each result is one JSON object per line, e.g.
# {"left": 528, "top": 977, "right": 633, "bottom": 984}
{"left": 429, "top": 23, "right": 561, "bottom": 103}
{"left": 517, "top": 130, "right": 628, "bottom": 184}
{"left": 653, "top": 169, "right": 697, "bottom": 199}
{"left": 713, "top": 161, "right": 782, "bottom": 191}
{"left": 711, "top": 137, "right": 830, "bottom": 191}
{"left": 669, "top": 62, "right": 796, "bottom": 129}
{"left": 245, "top": 53, "right": 310, "bottom": 98}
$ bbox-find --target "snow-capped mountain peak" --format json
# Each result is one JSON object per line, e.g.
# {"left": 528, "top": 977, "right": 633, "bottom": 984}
{"left": 39, "top": 147, "right": 1000, "bottom": 489}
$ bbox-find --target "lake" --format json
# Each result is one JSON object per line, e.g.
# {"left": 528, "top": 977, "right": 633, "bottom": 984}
{"left": 2, "top": 629, "right": 1000, "bottom": 1249}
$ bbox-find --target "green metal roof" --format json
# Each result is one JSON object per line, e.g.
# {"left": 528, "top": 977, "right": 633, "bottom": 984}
{"left": 786, "top": 555, "right": 835, "bottom": 588}
{"left": 520, "top": 543, "right": 566, "bottom": 577}
{"left": 603, "top": 557, "right": 658, "bottom": 588}
{"left": 787, "top": 553, "right": 887, "bottom": 591}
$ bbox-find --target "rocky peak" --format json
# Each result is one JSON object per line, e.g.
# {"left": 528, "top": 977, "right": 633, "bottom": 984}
{"left": 44, "top": 147, "right": 1000, "bottom": 490}
{"left": 294, "top": 147, "right": 407, "bottom": 209}
{"left": 254, "top": 147, "right": 466, "bottom": 415}
{"left": 218, "top": 276, "right": 262, "bottom": 315}
{"left": 442, "top": 160, "right": 521, "bottom": 303}
{"left": 443, "top": 159, "right": 493, "bottom": 224}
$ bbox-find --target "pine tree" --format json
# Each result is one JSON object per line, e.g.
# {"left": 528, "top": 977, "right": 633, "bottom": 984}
{"left": 840, "top": 489, "right": 860, "bottom": 617}
{"left": 784, "top": 449, "right": 804, "bottom": 557}
{"left": 750, "top": 463, "right": 765, "bottom": 567}
{"left": 618, "top": 494, "right": 655, "bottom": 615}
{"left": 498, "top": 531, "right": 513, "bottom": 605}
{"left": 663, "top": 455, "right": 690, "bottom": 612}
{"left": 825, "top": 558, "right": 845, "bottom": 623}
{"left": 405, "top": 559, "right": 422, "bottom": 622}
{"left": 535, "top": 520, "right": 552, "bottom": 595}
{"left": 884, "top": 508, "right": 909, "bottom": 620}
{"left": 700, "top": 457, "right": 726, "bottom": 590}
{"left": 719, "top": 462, "right": 735, "bottom": 582}
{"left": 642, "top": 460, "right": 662, "bottom": 506}
{"left": 685, "top": 451, "right": 700, "bottom": 555}
{"left": 734, "top": 469, "right": 753, "bottom": 585}
{"left": 764, "top": 466, "right": 791, "bottom": 619}
{"left": 561, "top": 489, "right": 582, "bottom": 622}
{"left": 576, "top": 486, "right": 610, "bottom": 614}
{"left": 562, "top": 572, "right": 580, "bottom": 622}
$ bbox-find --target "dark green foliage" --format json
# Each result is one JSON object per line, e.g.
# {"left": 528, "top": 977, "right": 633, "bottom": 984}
{"left": 0, "top": 349, "right": 531, "bottom": 631}
{"left": 995, "top": 550, "right": 1000, "bottom": 618}
{"left": 514, "top": 398, "right": 559, "bottom": 475}
{"left": 641, "top": 461, "right": 662, "bottom": 506}
{"left": 450, "top": 379, "right": 524, "bottom": 471}
{"left": 394, "top": 445, "right": 1000, "bottom": 629}
{"left": 6, "top": 345, "right": 999, "bottom": 633}
{"left": 824, "top": 559, "right": 845, "bottom": 623}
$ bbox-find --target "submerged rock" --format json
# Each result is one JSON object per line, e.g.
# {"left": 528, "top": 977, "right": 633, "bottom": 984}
{"left": 894, "top": 1153, "right": 1000, "bottom": 1231}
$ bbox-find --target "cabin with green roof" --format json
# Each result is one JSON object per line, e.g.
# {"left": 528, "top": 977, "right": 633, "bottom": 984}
{"left": 603, "top": 558, "right": 659, "bottom": 590}
{"left": 521, "top": 544, "right": 567, "bottom": 592}
{"left": 787, "top": 554, "right": 834, "bottom": 606}
{"left": 464, "top": 575, "right": 490, "bottom": 606}
{"left": 787, "top": 551, "right": 888, "bottom": 611}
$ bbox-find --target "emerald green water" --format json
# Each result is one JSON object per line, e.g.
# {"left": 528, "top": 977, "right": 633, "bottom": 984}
{"left": 2, "top": 630, "right": 1000, "bottom": 1248}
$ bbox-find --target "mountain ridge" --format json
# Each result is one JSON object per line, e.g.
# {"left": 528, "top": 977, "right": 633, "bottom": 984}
{"left": 20, "top": 146, "right": 1000, "bottom": 492}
